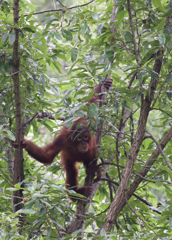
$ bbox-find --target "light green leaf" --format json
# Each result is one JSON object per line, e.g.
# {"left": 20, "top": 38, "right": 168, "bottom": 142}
{"left": 2, "top": 32, "right": 8, "bottom": 43}
{"left": 152, "top": 0, "right": 165, "bottom": 12}
{"left": 17, "top": 209, "right": 36, "bottom": 214}
{"left": 90, "top": 103, "right": 98, "bottom": 118}
{"left": 54, "top": 31, "right": 62, "bottom": 40}
{"left": 169, "top": 215, "right": 172, "bottom": 230}
{"left": 26, "top": 11, "right": 34, "bottom": 21}
{"left": 159, "top": 33, "right": 165, "bottom": 46}
{"left": 3, "top": 129, "right": 15, "bottom": 141}
{"left": 9, "top": 32, "right": 15, "bottom": 44}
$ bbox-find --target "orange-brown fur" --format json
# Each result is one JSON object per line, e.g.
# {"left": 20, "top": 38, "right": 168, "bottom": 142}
{"left": 16, "top": 79, "right": 113, "bottom": 201}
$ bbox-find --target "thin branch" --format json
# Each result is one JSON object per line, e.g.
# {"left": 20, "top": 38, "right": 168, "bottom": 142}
{"left": 101, "top": 178, "right": 161, "bottom": 215}
{"left": 146, "top": 131, "right": 172, "bottom": 171}
{"left": 128, "top": 72, "right": 137, "bottom": 89}
{"left": 106, "top": 173, "right": 113, "bottom": 202}
{"left": 56, "top": 0, "right": 66, "bottom": 8}
{"left": 21, "top": 112, "right": 65, "bottom": 135}
{"left": 0, "top": 192, "right": 24, "bottom": 199}
{"left": 116, "top": 136, "right": 121, "bottom": 181}
{"left": 22, "top": 113, "right": 39, "bottom": 128}
{"left": 125, "top": 196, "right": 157, "bottom": 235}
{"left": 7, "top": 64, "right": 29, "bottom": 77}
{"left": 99, "top": 162, "right": 154, "bottom": 183}
{"left": 151, "top": 77, "right": 168, "bottom": 108}
{"left": 152, "top": 108, "right": 172, "bottom": 118}
{"left": 24, "top": 0, "right": 96, "bottom": 17}
{"left": 127, "top": 0, "right": 140, "bottom": 65}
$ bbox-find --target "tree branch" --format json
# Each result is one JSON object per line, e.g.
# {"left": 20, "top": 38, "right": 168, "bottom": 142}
{"left": 24, "top": 0, "right": 96, "bottom": 17}
{"left": 146, "top": 131, "right": 172, "bottom": 171}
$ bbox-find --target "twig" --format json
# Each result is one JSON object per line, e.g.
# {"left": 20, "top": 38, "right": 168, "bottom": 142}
{"left": 24, "top": 0, "right": 96, "bottom": 17}
{"left": 116, "top": 136, "right": 121, "bottom": 181}
{"left": 128, "top": 72, "right": 137, "bottom": 89}
{"left": 125, "top": 196, "right": 157, "bottom": 235}
{"left": 151, "top": 77, "right": 168, "bottom": 108}
{"left": 22, "top": 112, "right": 65, "bottom": 128}
{"left": 106, "top": 173, "right": 113, "bottom": 202}
{"left": 22, "top": 112, "right": 39, "bottom": 128}
{"left": 101, "top": 161, "right": 172, "bottom": 185}
{"left": 0, "top": 192, "right": 23, "bottom": 199}
{"left": 56, "top": 0, "right": 66, "bottom": 8}
{"left": 7, "top": 64, "right": 29, "bottom": 77}
{"left": 152, "top": 108, "right": 172, "bottom": 118}
{"left": 127, "top": 0, "right": 140, "bottom": 66}
{"left": 101, "top": 178, "right": 161, "bottom": 215}
{"left": 146, "top": 131, "right": 172, "bottom": 171}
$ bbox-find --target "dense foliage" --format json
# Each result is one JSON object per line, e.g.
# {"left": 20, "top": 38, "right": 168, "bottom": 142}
{"left": 1, "top": 0, "right": 172, "bottom": 239}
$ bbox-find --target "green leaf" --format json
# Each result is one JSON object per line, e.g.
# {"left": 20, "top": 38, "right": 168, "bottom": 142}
{"left": 15, "top": 184, "right": 21, "bottom": 190}
{"left": 18, "top": 209, "right": 36, "bottom": 214}
{"left": 71, "top": 48, "right": 78, "bottom": 62}
{"left": 3, "top": 129, "right": 15, "bottom": 141}
{"left": 100, "top": 228, "right": 106, "bottom": 236}
{"left": 40, "top": 73, "right": 45, "bottom": 87}
{"left": 9, "top": 32, "right": 15, "bottom": 44}
{"left": 152, "top": 0, "right": 165, "bottom": 12}
{"left": 51, "top": 85, "right": 60, "bottom": 96}
{"left": 90, "top": 103, "right": 98, "bottom": 118}
{"left": 2, "top": 32, "right": 8, "bottom": 43}
{"left": 166, "top": 74, "right": 172, "bottom": 83}
{"left": 54, "top": 31, "right": 62, "bottom": 40}
{"left": 114, "top": 10, "right": 125, "bottom": 27}
{"left": 26, "top": 11, "right": 34, "bottom": 21}
{"left": 166, "top": 90, "right": 172, "bottom": 100}
{"left": 138, "top": 71, "right": 146, "bottom": 83}
{"left": 105, "top": 45, "right": 113, "bottom": 62}
{"left": 61, "top": 29, "right": 73, "bottom": 41}
{"left": 81, "top": 21, "right": 90, "bottom": 35}
{"left": 19, "top": 14, "right": 24, "bottom": 26}
{"left": 169, "top": 215, "right": 172, "bottom": 230}
{"left": 6, "top": 187, "right": 17, "bottom": 191}
{"left": 159, "top": 33, "right": 165, "bottom": 46}
{"left": 147, "top": 69, "right": 158, "bottom": 80}
{"left": 124, "top": 31, "right": 133, "bottom": 42}
{"left": 23, "top": 25, "right": 36, "bottom": 33}
{"left": 92, "top": 13, "right": 99, "bottom": 20}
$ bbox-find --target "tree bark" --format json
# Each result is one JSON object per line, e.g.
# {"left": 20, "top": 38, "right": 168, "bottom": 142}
{"left": 98, "top": 49, "right": 164, "bottom": 233}
{"left": 12, "top": 0, "right": 24, "bottom": 218}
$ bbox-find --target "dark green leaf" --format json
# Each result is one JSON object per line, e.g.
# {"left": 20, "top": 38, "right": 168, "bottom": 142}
{"left": 81, "top": 21, "right": 90, "bottom": 35}
{"left": 166, "top": 90, "right": 172, "bottom": 100}
{"left": 124, "top": 31, "right": 133, "bottom": 42}
{"left": 167, "top": 74, "right": 172, "bottom": 83}
{"left": 40, "top": 74, "right": 45, "bottom": 87}
{"left": 71, "top": 48, "right": 78, "bottom": 62}
{"left": 61, "top": 29, "right": 73, "bottom": 41}
{"left": 23, "top": 25, "right": 36, "bottom": 33}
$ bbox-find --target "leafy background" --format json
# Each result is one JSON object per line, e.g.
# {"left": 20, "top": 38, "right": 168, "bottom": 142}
{"left": 1, "top": 0, "right": 172, "bottom": 239}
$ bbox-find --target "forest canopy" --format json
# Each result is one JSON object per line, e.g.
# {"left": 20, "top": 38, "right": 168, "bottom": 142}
{"left": 1, "top": 0, "right": 172, "bottom": 239}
